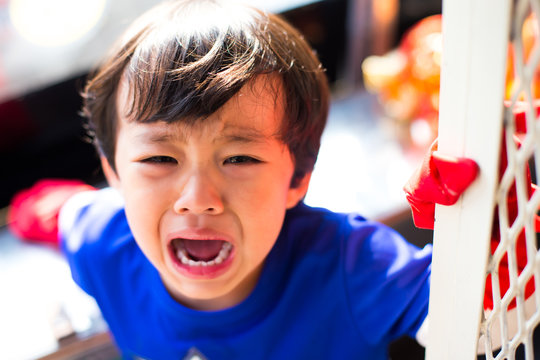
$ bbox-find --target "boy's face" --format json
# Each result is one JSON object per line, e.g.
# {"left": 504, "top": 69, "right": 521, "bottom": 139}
{"left": 104, "top": 76, "right": 310, "bottom": 310}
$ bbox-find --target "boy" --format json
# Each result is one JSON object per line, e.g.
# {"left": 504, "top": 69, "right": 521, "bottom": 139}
{"left": 8, "top": 0, "right": 482, "bottom": 358}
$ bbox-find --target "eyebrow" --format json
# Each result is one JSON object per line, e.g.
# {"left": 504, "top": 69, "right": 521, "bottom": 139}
{"left": 216, "top": 131, "right": 270, "bottom": 145}
{"left": 135, "top": 124, "right": 275, "bottom": 145}
{"left": 215, "top": 124, "right": 276, "bottom": 145}
{"left": 135, "top": 124, "right": 190, "bottom": 144}
{"left": 137, "top": 132, "right": 179, "bottom": 144}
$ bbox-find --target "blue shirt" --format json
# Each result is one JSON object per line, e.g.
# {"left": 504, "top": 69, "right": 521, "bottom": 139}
{"left": 59, "top": 188, "right": 431, "bottom": 359}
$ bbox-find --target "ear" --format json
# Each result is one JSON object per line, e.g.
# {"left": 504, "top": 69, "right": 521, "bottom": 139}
{"left": 100, "top": 156, "right": 121, "bottom": 189}
{"left": 286, "top": 172, "right": 312, "bottom": 209}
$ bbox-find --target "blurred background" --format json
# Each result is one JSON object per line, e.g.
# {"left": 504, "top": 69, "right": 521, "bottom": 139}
{"left": 0, "top": 0, "right": 443, "bottom": 358}
{"left": 0, "top": 0, "right": 444, "bottom": 210}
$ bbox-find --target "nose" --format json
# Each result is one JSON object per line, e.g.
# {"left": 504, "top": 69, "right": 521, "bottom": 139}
{"left": 173, "top": 171, "right": 224, "bottom": 215}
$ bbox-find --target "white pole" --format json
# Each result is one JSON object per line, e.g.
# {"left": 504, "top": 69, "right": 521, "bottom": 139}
{"left": 425, "top": 0, "right": 511, "bottom": 359}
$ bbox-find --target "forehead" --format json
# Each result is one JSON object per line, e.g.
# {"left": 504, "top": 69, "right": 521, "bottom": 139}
{"left": 115, "top": 75, "right": 286, "bottom": 141}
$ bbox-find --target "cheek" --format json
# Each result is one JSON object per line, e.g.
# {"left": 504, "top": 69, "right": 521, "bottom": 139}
{"left": 123, "top": 195, "right": 158, "bottom": 239}
{"left": 120, "top": 167, "right": 176, "bottom": 210}
{"left": 232, "top": 176, "right": 290, "bottom": 245}
{"left": 120, "top": 181, "right": 171, "bottom": 259}
{"left": 124, "top": 188, "right": 169, "bottom": 233}
{"left": 232, "top": 173, "right": 291, "bottom": 214}
{"left": 122, "top": 199, "right": 168, "bottom": 271}
{"left": 241, "top": 204, "right": 286, "bottom": 269}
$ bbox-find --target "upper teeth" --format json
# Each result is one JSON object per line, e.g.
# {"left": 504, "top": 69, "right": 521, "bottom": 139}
{"left": 177, "top": 242, "right": 233, "bottom": 267}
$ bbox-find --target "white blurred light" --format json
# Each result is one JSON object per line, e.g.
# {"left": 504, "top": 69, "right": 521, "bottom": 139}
{"left": 9, "top": 0, "right": 107, "bottom": 47}
{"left": 305, "top": 132, "right": 370, "bottom": 213}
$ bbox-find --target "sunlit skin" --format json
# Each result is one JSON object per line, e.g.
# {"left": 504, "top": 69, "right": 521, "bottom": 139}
{"left": 102, "top": 75, "right": 311, "bottom": 311}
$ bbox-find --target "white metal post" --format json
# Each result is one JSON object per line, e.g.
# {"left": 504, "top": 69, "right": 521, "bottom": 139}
{"left": 425, "top": 0, "right": 511, "bottom": 359}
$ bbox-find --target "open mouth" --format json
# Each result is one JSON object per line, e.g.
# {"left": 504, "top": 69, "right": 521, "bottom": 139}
{"left": 171, "top": 238, "right": 234, "bottom": 267}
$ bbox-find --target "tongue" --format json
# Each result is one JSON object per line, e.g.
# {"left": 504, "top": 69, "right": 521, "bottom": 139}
{"left": 183, "top": 240, "right": 225, "bottom": 262}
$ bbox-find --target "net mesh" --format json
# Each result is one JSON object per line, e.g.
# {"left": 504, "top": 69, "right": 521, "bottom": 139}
{"left": 478, "top": 0, "right": 540, "bottom": 358}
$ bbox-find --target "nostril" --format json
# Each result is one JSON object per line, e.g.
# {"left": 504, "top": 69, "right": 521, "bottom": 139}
{"left": 175, "top": 206, "right": 218, "bottom": 215}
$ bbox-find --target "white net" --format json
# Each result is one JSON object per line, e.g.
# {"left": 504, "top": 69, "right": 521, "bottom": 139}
{"left": 479, "top": 0, "right": 540, "bottom": 358}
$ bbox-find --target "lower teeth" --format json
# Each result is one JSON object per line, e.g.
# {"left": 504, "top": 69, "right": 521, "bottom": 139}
{"left": 176, "top": 242, "right": 232, "bottom": 267}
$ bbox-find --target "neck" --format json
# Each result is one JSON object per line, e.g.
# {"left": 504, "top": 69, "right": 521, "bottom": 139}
{"left": 163, "top": 264, "right": 264, "bottom": 311}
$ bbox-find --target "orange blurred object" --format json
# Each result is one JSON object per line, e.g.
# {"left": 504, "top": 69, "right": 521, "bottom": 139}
{"left": 505, "top": 14, "right": 540, "bottom": 100}
{"left": 363, "top": 13, "right": 540, "bottom": 147}
{"left": 362, "top": 15, "right": 442, "bottom": 148}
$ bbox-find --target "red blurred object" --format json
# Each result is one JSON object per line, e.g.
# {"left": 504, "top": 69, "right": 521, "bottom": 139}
{"left": 404, "top": 103, "right": 540, "bottom": 311}
{"left": 484, "top": 132, "right": 540, "bottom": 310}
{"left": 403, "top": 140, "right": 479, "bottom": 229}
{"left": 507, "top": 99, "right": 540, "bottom": 133}
{"left": 7, "top": 179, "right": 95, "bottom": 246}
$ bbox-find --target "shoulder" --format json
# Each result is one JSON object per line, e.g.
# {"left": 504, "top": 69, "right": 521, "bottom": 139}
{"left": 346, "top": 217, "right": 432, "bottom": 268}
{"left": 279, "top": 203, "right": 431, "bottom": 341}
{"left": 59, "top": 187, "right": 128, "bottom": 251}
{"left": 280, "top": 202, "right": 426, "bottom": 274}
{"left": 340, "top": 212, "right": 433, "bottom": 287}
{"left": 341, "top": 216, "right": 432, "bottom": 342}
{"left": 282, "top": 202, "right": 354, "bottom": 244}
{"left": 283, "top": 202, "right": 407, "bottom": 253}
{"left": 58, "top": 188, "right": 135, "bottom": 294}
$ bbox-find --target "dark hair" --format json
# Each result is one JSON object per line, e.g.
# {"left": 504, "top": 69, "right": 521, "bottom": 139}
{"left": 82, "top": 0, "right": 329, "bottom": 185}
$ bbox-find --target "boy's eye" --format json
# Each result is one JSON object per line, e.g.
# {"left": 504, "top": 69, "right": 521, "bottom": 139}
{"left": 224, "top": 155, "right": 260, "bottom": 165}
{"left": 141, "top": 156, "right": 177, "bottom": 164}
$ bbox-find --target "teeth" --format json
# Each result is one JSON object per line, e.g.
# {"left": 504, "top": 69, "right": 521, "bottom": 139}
{"left": 178, "top": 249, "right": 189, "bottom": 265}
{"left": 176, "top": 241, "right": 233, "bottom": 267}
